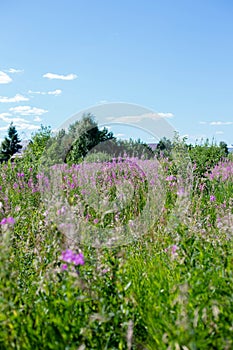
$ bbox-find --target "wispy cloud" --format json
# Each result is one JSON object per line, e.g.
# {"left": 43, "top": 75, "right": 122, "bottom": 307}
{"left": 0, "top": 114, "right": 31, "bottom": 124}
{"left": 106, "top": 112, "right": 173, "bottom": 123}
{"left": 48, "top": 89, "right": 62, "bottom": 95}
{"left": 157, "top": 112, "right": 174, "bottom": 118}
{"left": 199, "top": 121, "right": 207, "bottom": 125}
{"left": 33, "top": 116, "right": 42, "bottom": 122}
{"left": 0, "top": 71, "right": 12, "bottom": 84}
{"left": 0, "top": 113, "right": 12, "bottom": 123}
{"left": 215, "top": 131, "right": 224, "bottom": 135}
{"left": 0, "top": 94, "right": 29, "bottom": 103}
{"left": 0, "top": 112, "right": 40, "bottom": 131}
{"left": 9, "top": 105, "right": 48, "bottom": 116}
{"left": 0, "top": 126, "right": 9, "bottom": 131}
{"left": 16, "top": 123, "right": 40, "bottom": 130}
{"left": 115, "top": 133, "right": 126, "bottom": 138}
{"left": 210, "top": 121, "right": 233, "bottom": 126}
{"left": 28, "top": 89, "right": 62, "bottom": 96}
{"left": 5, "top": 68, "right": 24, "bottom": 74}
{"left": 43, "top": 72, "right": 77, "bottom": 80}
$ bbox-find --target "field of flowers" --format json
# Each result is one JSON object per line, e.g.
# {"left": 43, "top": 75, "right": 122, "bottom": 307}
{"left": 0, "top": 148, "right": 233, "bottom": 349}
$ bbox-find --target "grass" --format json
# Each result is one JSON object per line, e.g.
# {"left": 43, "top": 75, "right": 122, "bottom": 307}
{"left": 0, "top": 154, "right": 232, "bottom": 349}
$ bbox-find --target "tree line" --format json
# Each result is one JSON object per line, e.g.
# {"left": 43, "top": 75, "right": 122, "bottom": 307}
{"left": 0, "top": 115, "right": 230, "bottom": 177}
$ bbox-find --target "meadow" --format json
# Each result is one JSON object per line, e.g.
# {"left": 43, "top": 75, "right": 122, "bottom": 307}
{"left": 0, "top": 137, "right": 232, "bottom": 349}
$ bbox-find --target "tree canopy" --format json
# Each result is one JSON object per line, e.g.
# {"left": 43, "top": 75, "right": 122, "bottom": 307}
{"left": 0, "top": 123, "right": 22, "bottom": 162}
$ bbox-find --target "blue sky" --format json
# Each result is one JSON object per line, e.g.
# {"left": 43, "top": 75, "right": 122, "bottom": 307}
{"left": 1, "top": 0, "right": 233, "bottom": 144}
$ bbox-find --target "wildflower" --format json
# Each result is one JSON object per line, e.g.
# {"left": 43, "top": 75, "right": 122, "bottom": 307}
{"left": 93, "top": 218, "right": 99, "bottom": 224}
{"left": 61, "top": 249, "right": 85, "bottom": 266}
{"left": 61, "top": 264, "right": 68, "bottom": 271}
{"left": 210, "top": 195, "right": 216, "bottom": 202}
{"left": 166, "top": 175, "right": 176, "bottom": 181}
{"left": 17, "top": 172, "right": 24, "bottom": 177}
{"left": 177, "top": 187, "right": 185, "bottom": 196}
{"left": 61, "top": 249, "right": 74, "bottom": 263}
{"left": 199, "top": 183, "right": 205, "bottom": 192}
{"left": 72, "top": 253, "right": 84, "bottom": 266}
{"left": 171, "top": 245, "right": 178, "bottom": 255}
{"left": 0, "top": 217, "right": 15, "bottom": 225}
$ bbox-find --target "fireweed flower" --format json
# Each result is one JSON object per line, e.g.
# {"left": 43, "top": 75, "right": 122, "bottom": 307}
{"left": 0, "top": 217, "right": 15, "bottom": 225}
{"left": 17, "top": 172, "right": 24, "bottom": 177}
{"left": 171, "top": 244, "right": 178, "bottom": 255}
{"left": 61, "top": 249, "right": 85, "bottom": 269}
{"left": 61, "top": 264, "right": 68, "bottom": 271}
{"left": 210, "top": 195, "right": 216, "bottom": 202}
{"left": 166, "top": 175, "right": 176, "bottom": 182}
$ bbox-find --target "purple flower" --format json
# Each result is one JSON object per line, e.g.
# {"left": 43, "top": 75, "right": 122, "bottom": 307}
{"left": 17, "top": 172, "right": 24, "bottom": 177}
{"left": 93, "top": 218, "right": 99, "bottom": 224}
{"left": 0, "top": 218, "right": 7, "bottom": 225}
{"left": 0, "top": 217, "right": 15, "bottom": 225}
{"left": 61, "top": 264, "right": 68, "bottom": 270}
{"left": 72, "top": 253, "right": 85, "bottom": 266}
{"left": 61, "top": 249, "right": 85, "bottom": 266}
{"left": 210, "top": 195, "right": 216, "bottom": 202}
{"left": 61, "top": 249, "right": 74, "bottom": 263}
{"left": 177, "top": 188, "right": 185, "bottom": 196}
{"left": 199, "top": 183, "right": 205, "bottom": 192}
{"left": 171, "top": 245, "right": 178, "bottom": 255}
{"left": 166, "top": 175, "right": 176, "bottom": 181}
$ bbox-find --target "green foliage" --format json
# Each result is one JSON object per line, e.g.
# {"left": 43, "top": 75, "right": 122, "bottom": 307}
{"left": 188, "top": 139, "right": 227, "bottom": 177}
{"left": 21, "top": 125, "right": 52, "bottom": 169}
{"left": 0, "top": 123, "right": 22, "bottom": 162}
{"left": 0, "top": 129, "right": 233, "bottom": 349}
{"left": 155, "top": 137, "right": 173, "bottom": 159}
{"left": 66, "top": 114, "right": 114, "bottom": 164}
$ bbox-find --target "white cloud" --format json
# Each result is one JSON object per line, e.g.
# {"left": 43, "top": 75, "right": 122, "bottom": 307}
{"left": 0, "top": 94, "right": 29, "bottom": 103}
{"left": 43, "top": 72, "right": 77, "bottom": 80}
{"left": 210, "top": 121, "right": 233, "bottom": 125}
{"left": 0, "top": 71, "right": 12, "bottom": 84}
{"left": 33, "top": 116, "right": 42, "bottom": 122}
{"left": 0, "top": 113, "right": 31, "bottom": 124}
{"left": 9, "top": 105, "right": 48, "bottom": 116}
{"left": 115, "top": 133, "right": 126, "bottom": 138}
{"left": 0, "top": 112, "right": 12, "bottom": 119}
{"left": 16, "top": 123, "right": 40, "bottom": 130}
{"left": 215, "top": 131, "right": 224, "bottom": 135}
{"left": 0, "top": 112, "right": 40, "bottom": 131}
{"left": 0, "top": 126, "right": 8, "bottom": 131}
{"left": 48, "top": 89, "right": 62, "bottom": 95}
{"left": 106, "top": 112, "right": 172, "bottom": 123}
{"left": 157, "top": 112, "right": 174, "bottom": 118}
{"left": 28, "top": 90, "right": 45, "bottom": 95}
{"left": 28, "top": 89, "right": 62, "bottom": 96}
{"left": 6, "top": 68, "right": 24, "bottom": 74}
{"left": 199, "top": 121, "right": 207, "bottom": 125}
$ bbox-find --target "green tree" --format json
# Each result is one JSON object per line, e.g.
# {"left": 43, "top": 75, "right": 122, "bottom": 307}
{"left": 21, "top": 125, "right": 52, "bottom": 170}
{"left": 155, "top": 137, "right": 173, "bottom": 159}
{"left": 0, "top": 123, "right": 22, "bottom": 162}
{"left": 219, "top": 141, "right": 228, "bottom": 156}
{"left": 65, "top": 114, "right": 114, "bottom": 163}
{"left": 188, "top": 139, "right": 227, "bottom": 177}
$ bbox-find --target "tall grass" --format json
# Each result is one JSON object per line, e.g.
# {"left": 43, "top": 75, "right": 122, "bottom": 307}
{"left": 0, "top": 155, "right": 232, "bottom": 349}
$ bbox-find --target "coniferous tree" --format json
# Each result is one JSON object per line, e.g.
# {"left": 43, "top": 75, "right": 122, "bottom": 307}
{"left": 0, "top": 123, "right": 22, "bottom": 162}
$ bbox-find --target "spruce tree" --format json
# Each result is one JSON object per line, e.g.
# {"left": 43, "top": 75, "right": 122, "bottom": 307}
{"left": 0, "top": 123, "right": 22, "bottom": 162}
